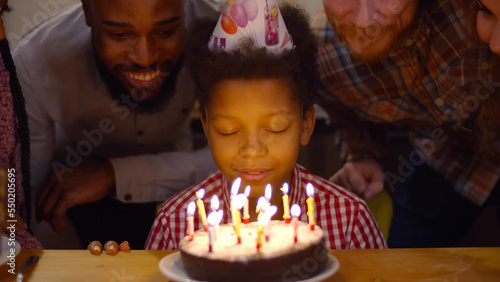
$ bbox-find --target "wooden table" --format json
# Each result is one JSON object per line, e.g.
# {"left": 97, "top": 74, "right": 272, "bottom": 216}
{"left": 1, "top": 248, "right": 499, "bottom": 281}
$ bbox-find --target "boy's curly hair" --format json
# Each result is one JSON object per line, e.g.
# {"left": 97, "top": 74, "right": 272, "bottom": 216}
{"left": 186, "top": 4, "right": 318, "bottom": 118}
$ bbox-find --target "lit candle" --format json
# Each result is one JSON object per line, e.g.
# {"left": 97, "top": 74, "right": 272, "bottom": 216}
{"left": 290, "top": 204, "right": 301, "bottom": 242}
{"left": 207, "top": 210, "right": 223, "bottom": 253}
{"left": 243, "top": 186, "right": 251, "bottom": 224}
{"left": 257, "top": 213, "right": 270, "bottom": 251}
{"left": 264, "top": 184, "right": 272, "bottom": 204}
{"left": 231, "top": 178, "right": 241, "bottom": 225}
{"left": 211, "top": 195, "right": 220, "bottom": 212}
{"left": 306, "top": 183, "right": 316, "bottom": 230}
{"left": 210, "top": 195, "right": 220, "bottom": 241}
{"left": 256, "top": 196, "right": 268, "bottom": 220}
{"left": 196, "top": 188, "right": 208, "bottom": 231}
{"left": 233, "top": 194, "right": 247, "bottom": 244}
{"left": 263, "top": 205, "right": 277, "bottom": 242}
{"left": 186, "top": 201, "right": 196, "bottom": 241}
{"left": 281, "top": 183, "right": 291, "bottom": 223}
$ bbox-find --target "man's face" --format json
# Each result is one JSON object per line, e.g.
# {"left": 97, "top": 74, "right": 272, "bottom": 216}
{"left": 323, "top": 0, "right": 419, "bottom": 62}
{"left": 83, "top": 0, "right": 185, "bottom": 101}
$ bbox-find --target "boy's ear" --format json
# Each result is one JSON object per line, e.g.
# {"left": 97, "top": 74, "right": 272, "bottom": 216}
{"left": 81, "top": 0, "right": 93, "bottom": 27}
{"left": 300, "top": 106, "right": 316, "bottom": 146}
{"left": 200, "top": 113, "right": 211, "bottom": 148}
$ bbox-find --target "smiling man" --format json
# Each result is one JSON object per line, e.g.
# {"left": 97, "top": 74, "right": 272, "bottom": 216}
{"left": 12, "top": 0, "right": 223, "bottom": 249}
{"left": 314, "top": 0, "right": 500, "bottom": 248}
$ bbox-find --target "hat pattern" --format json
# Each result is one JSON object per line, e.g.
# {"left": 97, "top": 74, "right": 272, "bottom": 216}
{"left": 209, "top": 0, "right": 294, "bottom": 53}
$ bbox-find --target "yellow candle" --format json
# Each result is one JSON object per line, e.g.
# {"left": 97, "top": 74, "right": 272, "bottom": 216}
{"left": 306, "top": 183, "right": 315, "bottom": 230}
{"left": 306, "top": 197, "right": 315, "bottom": 230}
{"left": 283, "top": 194, "right": 290, "bottom": 222}
{"left": 196, "top": 199, "right": 208, "bottom": 231}
{"left": 256, "top": 224, "right": 263, "bottom": 250}
{"left": 234, "top": 210, "right": 242, "bottom": 244}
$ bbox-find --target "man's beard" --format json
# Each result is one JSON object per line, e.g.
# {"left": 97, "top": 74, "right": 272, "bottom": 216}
{"left": 333, "top": 16, "right": 417, "bottom": 63}
{"left": 95, "top": 53, "right": 184, "bottom": 114}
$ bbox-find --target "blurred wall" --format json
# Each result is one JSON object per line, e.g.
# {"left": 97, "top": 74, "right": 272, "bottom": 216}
{"left": 3, "top": 0, "right": 323, "bottom": 44}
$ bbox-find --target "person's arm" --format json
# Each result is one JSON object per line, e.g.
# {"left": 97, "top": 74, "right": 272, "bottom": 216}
{"left": 318, "top": 84, "right": 387, "bottom": 200}
{"left": 13, "top": 48, "right": 56, "bottom": 198}
{"left": 111, "top": 146, "right": 217, "bottom": 203}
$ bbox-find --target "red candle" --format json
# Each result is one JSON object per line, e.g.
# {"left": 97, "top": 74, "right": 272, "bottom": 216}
{"left": 291, "top": 204, "right": 301, "bottom": 243}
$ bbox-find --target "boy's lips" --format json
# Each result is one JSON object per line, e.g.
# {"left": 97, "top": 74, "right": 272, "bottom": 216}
{"left": 238, "top": 169, "right": 272, "bottom": 183}
{"left": 123, "top": 69, "right": 161, "bottom": 89}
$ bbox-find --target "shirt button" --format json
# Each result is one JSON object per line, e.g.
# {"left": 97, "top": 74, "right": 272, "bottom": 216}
{"left": 137, "top": 130, "right": 144, "bottom": 136}
{"left": 124, "top": 194, "right": 132, "bottom": 201}
{"left": 404, "top": 39, "right": 413, "bottom": 47}
{"left": 481, "top": 62, "right": 489, "bottom": 71}
{"left": 435, "top": 98, "right": 444, "bottom": 106}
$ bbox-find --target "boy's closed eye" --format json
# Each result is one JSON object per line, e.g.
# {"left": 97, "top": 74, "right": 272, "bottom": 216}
{"left": 477, "top": 0, "right": 494, "bottom": 16}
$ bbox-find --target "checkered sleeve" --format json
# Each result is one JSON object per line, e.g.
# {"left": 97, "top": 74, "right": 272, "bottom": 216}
{"left": 144, "top": 209, "right": 173, "bottom": 250}
{"left": 348, "top": 200, "right": 387, "bottom": 249}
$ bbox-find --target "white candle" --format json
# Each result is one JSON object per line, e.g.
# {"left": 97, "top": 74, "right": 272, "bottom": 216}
{"left": 207, "top": 210, "right": 223, "bottom": 253}
{"left": 263, "top": 205, "right": 277, "bottom": 242}
{"left": 186, "top": 201, "right": 196, "bottom": 241}
{"left": 243, "top": 186, "right": 251, "bottom": 224}
{"left": 291, "top": 204, "right": 301, "bottom": 242}
{"left": 306, "top": 183, "right": 316, "bottom": 230}
{"left": 281, "top": 183, "right": 291, "bottom": 223}
{"left": 210, "top": 196, "right": 220, "bottom": 241}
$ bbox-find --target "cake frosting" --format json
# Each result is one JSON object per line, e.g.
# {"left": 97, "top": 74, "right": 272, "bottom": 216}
{"left": 180, "top": 220, "right": 328, "bottom": 281}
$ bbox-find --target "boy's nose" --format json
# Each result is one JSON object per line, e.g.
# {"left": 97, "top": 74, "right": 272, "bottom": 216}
{"left": 239, "top": 135, "right": 267, "bottom": 158}
{"left": 128, "top": 37, "right": 159, "bottom": 67}
{"left": 352, "top": 0, "right": 376, "bottom": 28}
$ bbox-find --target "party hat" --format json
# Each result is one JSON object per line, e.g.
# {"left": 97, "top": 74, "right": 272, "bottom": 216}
{"left": 208, "top": 0, "right": 294, "bottom": 54}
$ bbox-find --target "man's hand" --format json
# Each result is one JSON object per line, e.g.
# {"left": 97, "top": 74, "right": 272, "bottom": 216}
{"left": 329, "top": 158, "right": 385, "bottom": 200}
{"left": 36, "top": 161, "right": 116, "bottom": 234}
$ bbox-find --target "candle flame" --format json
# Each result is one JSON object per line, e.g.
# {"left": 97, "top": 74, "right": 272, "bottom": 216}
{"left": 234, "top": 194, "right": 247, "bottom": 210}
{"left": 306, "top": 183, "right": 315, "bottom": 197}
{"left": 280, "top": 183, "right": 289, "bottom": 195}
{"left": 210, "top": 195, "right": 220, "bottom": 211}
{"left": 265, "top": 184, "right": 272, "bottom": 201}
{"left": 265, "top": 205, "right": 277, "bottom": 218}
{"left": 186, "top": 201, "right": 196, "bottom": 216}
{"left": 291, "top": 204, "right": 301, "bottom": 217}
{"left": 244, "top": 185, "right": 251, "bottom": 197}
{"left": 208, "top": 210, "right": 224, "bottom": 226}
{"left": 258, "top": 213, "right": 270, "bottom": 226}
{"left": 256, "top": 196, "right": 268, "bottom": 213}
{"left": 196, "top": 188, "right": 205, "bottom": 199}
{"left": 231, "top": 177, "right": 241, "bottom": 196}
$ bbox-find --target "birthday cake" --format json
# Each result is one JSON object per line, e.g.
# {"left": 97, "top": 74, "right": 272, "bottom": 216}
{"left": 179, "top": 220, "right": 328, "bottom": 282}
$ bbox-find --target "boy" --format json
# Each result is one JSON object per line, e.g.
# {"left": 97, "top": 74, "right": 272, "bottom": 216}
{"left": 145, "top": 1, "right": 386, "bottom": 250}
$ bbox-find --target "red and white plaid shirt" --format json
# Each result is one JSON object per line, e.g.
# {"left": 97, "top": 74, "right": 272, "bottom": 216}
{"left": 145, "top": 164, "right": 387, "bottom": 250}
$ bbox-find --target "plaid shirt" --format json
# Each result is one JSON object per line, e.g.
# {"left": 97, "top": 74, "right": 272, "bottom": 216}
{"left": 313, "top": 0, "right": 500, "bottom": 206}
{"left": 145, "top": 164, "right": 387, "bottom": 250}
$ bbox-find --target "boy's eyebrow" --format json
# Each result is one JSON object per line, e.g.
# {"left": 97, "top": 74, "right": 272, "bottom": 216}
{"left": 210, "top": 111, "right": 296, "bottom": 120}
{"left": 102, "top": 16, "right": 181, "bottom": 28}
